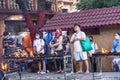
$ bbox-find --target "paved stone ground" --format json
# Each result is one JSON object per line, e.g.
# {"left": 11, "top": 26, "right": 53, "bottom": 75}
{"left": 6, "top": 72, "right": 120, "bottom": 80}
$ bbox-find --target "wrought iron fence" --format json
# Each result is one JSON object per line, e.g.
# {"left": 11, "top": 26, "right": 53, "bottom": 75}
{"left": 0, "top": 0, "right": 37, "bottom": 10}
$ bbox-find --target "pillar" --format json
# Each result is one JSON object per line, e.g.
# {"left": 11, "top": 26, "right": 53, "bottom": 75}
{"left": 0, "top": 19, "right": 5, "bottom": 61}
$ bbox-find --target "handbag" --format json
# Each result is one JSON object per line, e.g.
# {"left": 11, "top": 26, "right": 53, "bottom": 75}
{"left": 80, "top": 36, "right": 92, "bottom": 51}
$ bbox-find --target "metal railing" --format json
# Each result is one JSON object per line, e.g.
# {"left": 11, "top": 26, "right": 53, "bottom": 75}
{"left": 57, "top": 0, "right": 74, "bottom": 3}
{"left": 0, "top": 0, "right": 37, "bottom": 10}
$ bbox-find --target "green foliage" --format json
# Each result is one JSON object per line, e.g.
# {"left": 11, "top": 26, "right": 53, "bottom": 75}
{"left": 76, "top": 0, "right": 120, "bottom": 10}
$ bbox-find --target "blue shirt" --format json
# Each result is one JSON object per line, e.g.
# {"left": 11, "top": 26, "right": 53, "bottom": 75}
{"left": 3, "top": 37, "right": 15, "bottom": 48}
{"left": 3, "top": 37, "right": 15, "bottom": 55}
{"left": 112, "top": 39, "right": 120, "bottom": 53}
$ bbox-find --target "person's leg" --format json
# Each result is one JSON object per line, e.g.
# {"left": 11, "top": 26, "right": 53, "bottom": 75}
{"left": 89, "top": 57, "right": 92, "bottom": 64}
{"left": 89, "top": 57, "right": 95, "bottom": 72}
{"left": 94, "top": 57, "right": 97, "bottom": 72}
{"left": 60, "top": 59, "right": 64, "bottom": 72}
{"left": 74, "top": 52, "right": 82, "bottom": 73}
{"left": 83, "top": 60, "right": 89, "bottom": 73}
{"left": 78, "top": 60, "right": 83, "bottom": 72}
{"left": 42, "top": 60, "right": 46, "bottom": 72}
{"left": 46, "top": 63, "right": 50, "bottom": 73}
{"left": 38, "top": 61, "right": 41, "bottom": 73}
{"left": 56, "top": 59, "right": 60, "bottom": 72}
{"left": 80, "top": 52, "right": 89, "bottom": 73}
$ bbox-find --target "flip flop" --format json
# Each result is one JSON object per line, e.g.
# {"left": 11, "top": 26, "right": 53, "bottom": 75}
{"left": 76, "top": 71, "right": 83, "bottom": 74}
{"left": 84, "top": 71, "right": 90, "bottom": 74}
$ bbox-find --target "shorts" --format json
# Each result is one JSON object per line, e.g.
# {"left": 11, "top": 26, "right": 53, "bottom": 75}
{"left": 74, "top": 51, "right": 87, "bottom": 61}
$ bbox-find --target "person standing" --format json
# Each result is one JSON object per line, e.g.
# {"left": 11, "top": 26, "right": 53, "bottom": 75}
{"left": 112, "top": 32, "right": 120, "bottom": 72}
{"left": 2, "top": 32, "right": 16, "bottom": 56}
{"left": 88, "top": 36, "right": 98, "bottom": 72}
{"left": 70, "top": 24, "right": 89, "bottom": 74}
{"left": 63, "top": 36, "right": 71, "bottom": 55}
{"left": 50, "top": 29, "right": 64, "bottom": 73}
{"left": 43, "top": 32, "right": 53, "bottom": 73}
{"left": 33, "top": 32, "right": 46, "bottom": 74}
{"left": 112, "top": 32, "right": 120, "bottom": 53}
{"left": 2, "top": 32, "right": 17, "bottom": 69}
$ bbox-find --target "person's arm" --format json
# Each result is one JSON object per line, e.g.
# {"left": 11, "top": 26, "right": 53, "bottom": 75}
{"left": 53, "top": 36, "right": 63, "bottom": 47}
{"left": 38, "top": 45, "right": 44, "bottom": 54}
{"left": 70, "top": 34, "right": 76, "bottom": 44}
{"left": 112, "top": 40, "right": 118, "bottom": 52}
{"left": 38, "top": 39, "right": 45, "bottom": 54}
{"left": 33, "top": 40, "right": 37, "bottom": 54}
{"left": 70, "top": 39, "right": 76, "bottom": 43}
{"left": 33, "top": 46, "right": 37, "bottom": 54}
{"left": 3, "top": 39, "right": 8, "bottom": 47}
{"left": 9, "top": 44, "right": 16, "bottom": 47}
{"left": 95, "top": 43, "right": 98, "bottom": 50}
{"left": 8, "top": 38, "right": 16, "bottom": 47}
{"left": 49, "top": 39, "right": 53, "bottom": 48}
{"left": 94, "top": 43, "right": 98, "bottom": 53}
{"left": 76, "top": 32, "right": 86, "bottom": 41}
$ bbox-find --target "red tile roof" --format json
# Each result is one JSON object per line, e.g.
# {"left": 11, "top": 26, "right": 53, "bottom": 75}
{"left": 40, "top": 6, "right": 120, "bottom": 31}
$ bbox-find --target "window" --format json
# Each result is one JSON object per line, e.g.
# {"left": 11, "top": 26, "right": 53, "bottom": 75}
{"left": 62, "top": 9, "right": 68, "bottom": 13}
{"left": 83, "top": 28, "right": 100, "bottom": 35}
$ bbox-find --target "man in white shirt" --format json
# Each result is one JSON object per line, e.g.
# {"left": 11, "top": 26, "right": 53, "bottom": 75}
{"left": 70, "top": 24, "right": 89, "bottom": 74}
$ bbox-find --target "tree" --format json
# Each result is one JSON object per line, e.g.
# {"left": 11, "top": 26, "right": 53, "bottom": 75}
{"left": 76, "top": 0, "right": 120, "bottom": 10}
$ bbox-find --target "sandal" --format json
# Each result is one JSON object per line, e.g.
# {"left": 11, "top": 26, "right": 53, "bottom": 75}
{"left": 85, "top": 71, "right": 89, "bottom": 74}
{"left": 37, "top": 71, "right": 41, "bottom": 74}
{"left": 61, "top": 70, "right": 64, "bottom": 73}
{"left": 57, "top": 70, "right": 61, "bottom": 73}
{"left": 76, "top": 71, "right": 83, "bottom": 74}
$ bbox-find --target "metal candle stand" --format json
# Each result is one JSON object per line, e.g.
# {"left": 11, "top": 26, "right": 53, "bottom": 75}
{"left": 3, "top": 54, "right": 73, "bottom": 80}
{"left": 92, "top": 52, "right": 120, "bottom": 80}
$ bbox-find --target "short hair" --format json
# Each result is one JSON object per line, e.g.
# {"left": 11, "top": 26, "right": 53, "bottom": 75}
{"left": 116, "top": 32, "right": 120, "bottom": 36}
{"left": 3, "top": 32, "right": 9, "bottom": 36}
{"left": 56, "top": 28, "right": 62, "bottom": 35}
{"left": 35, "top": 32, "right": 43, "bottom": 38}
{"left": 35, "top": 32, "right": 40, "bottom": 35}
{"left": 74, "top": 23, "right": 81, "bottom": 28}
{"left": 89, "top": 35, "right": 93, "bottom": 39}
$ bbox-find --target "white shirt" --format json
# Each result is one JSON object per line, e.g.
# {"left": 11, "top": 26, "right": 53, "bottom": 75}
{"left": 70, "top": 31, "right": 86, "bottom": 52}
{"left": 33, "top": 39, "right": 45, "bottom": 53}
{"left": 88, "top": 42, "right": 98, "bottom": 56}
{"left": 66, "top": 42, "right": 71, "bottom": 53}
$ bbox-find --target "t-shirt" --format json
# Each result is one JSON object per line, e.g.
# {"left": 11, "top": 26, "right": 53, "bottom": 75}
{"left": 3, "top": 37, "right": 15, "bottom": 48}
{"left": 112, "top": 39, "right": 120, "bottom": 52}
{"left": 3, "top": 37, "right": 16, "bottom": 55}
{"left": 70, "top": 31, "right": 86, "bottom": 52}
{"left": 33, "top": 39, "right": 45, "bottom": 53}
{"left": 88, "top": 42, "right": 98, "bottom": 57}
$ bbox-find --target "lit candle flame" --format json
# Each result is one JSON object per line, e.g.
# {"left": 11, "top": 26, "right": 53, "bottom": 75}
{"left": 101, "top": 48, "right": 109, "bottom": 54}
{"left": 15, "top": 53, "right": 20, "bottom": 58}
{"left": 102, "top": 48, "right": 105, "bottom": 53}
{"left": 30, "top": 51, "right": 34, "bottom": 57}
{"left": 1, "top": 63, "right": 8, "bottom": 71}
